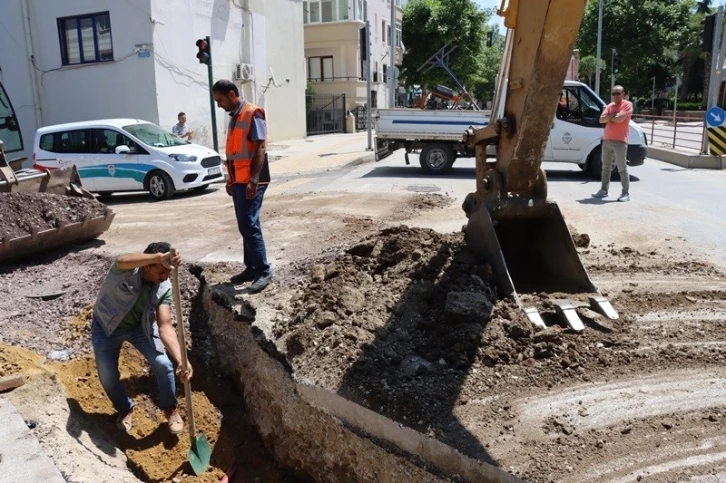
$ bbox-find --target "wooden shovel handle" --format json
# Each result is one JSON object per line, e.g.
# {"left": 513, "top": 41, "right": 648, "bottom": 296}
{"left": 170, "top": 248, "right": 197, "bottom": 444}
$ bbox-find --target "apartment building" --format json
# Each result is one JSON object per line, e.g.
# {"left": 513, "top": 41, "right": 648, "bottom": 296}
{"left": 303, "top": 0, "right": 406, "bottom": 111}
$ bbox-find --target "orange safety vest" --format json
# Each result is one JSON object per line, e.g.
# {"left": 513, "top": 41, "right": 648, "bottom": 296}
{"left": 226, "top": 101, "right": 266, "bottom": 185}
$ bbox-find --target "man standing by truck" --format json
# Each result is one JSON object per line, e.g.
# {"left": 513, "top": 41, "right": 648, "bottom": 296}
{"left": 592, "top": 85, "right": 633, "bottom": 202}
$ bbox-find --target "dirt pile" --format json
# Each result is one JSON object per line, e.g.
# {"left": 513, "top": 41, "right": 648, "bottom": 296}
{"left": 0, "top": 192, "right": 110, "bottom": 239}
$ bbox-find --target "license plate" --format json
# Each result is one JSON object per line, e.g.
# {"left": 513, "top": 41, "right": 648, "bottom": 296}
{"left": 208, "top": 167, "right": 221, "bottom": 176}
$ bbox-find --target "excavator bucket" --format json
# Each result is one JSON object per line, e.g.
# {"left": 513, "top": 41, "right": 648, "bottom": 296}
{"left": 0, "top": 141, "right": 115, "bottom": 264}
{"left": 463, "top": 0, "right": 618, "bottom": 329}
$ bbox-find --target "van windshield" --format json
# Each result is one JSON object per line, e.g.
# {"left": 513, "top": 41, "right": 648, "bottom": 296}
{"left": 123, "top": 123, "right": 188, "bottom": 148}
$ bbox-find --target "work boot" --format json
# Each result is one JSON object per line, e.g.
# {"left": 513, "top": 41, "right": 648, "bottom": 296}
{"left": 230, "top": 268, "right": 256, "bottom": 284}
{"left": 248, "top": 273, "right": 272, "bottom": 293}
{"left": 165, "top": 408, "right": 184, "bottom": 435}
{"left": 116, "top": 408, "right": 133, "bottom": 433}
{"left": 617, "top": 192, "right": 630, "bottom": 202}
{"left": 592, "top": 189, "right": 608, "bottom": 198}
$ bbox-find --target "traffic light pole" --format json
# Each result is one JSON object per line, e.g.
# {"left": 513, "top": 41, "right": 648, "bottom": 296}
{"left": 204, "top": 36, "right": 219, "bottom": 153}
{"left": 703, "top": 6, "right": 724, "bottom": 154}
{"left": 610, "top": 48, "right": 616, "bottom": 92}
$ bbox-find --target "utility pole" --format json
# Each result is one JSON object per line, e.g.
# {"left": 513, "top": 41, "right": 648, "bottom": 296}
{"left": 610, "top": 48, "right": 616, "bottom": 92}
{"left": 650, "top": 76, "right": 656, "bottom": 111}
{"left": 366, "top": 20, "right": 372, "bottom": 151}
{"left": 389, "top": 0, "right": 396, "bottom": 108}
{"left": 703, "top": 6, "right": 724, "bottom": 153}
{"left": 595, "top": 0, "right": 603, "bottom": 96}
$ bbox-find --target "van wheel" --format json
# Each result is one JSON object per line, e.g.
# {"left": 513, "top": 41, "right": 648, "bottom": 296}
{"left": 147, "top": 171, "right": 175, "bottom": 201}
{"left": 587, "top": 147, "right": 618, "bottom": 180}
{"left": 419, "top": 143, "right": 455, "bottom": 174}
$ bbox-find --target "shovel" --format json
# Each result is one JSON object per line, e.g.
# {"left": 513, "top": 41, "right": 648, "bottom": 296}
{"left": 170, "top": 248, "right": 212, "bottom": 475}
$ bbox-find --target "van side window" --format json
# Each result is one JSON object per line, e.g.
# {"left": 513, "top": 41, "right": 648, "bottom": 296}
{"left": 91, "top": 128, "right": 147, "bottom": 154}
{"left": 40, "top": 129, "right": 91, "bottom": 154}
{"left": 557, "top": 87, "right": 601, "bottom": 127}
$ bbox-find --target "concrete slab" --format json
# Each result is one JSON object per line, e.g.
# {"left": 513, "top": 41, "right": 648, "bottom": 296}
{"left": 647, "top": 146, "right": 726, "bottom": 170}
{"left": 0, "top": 397, "right": 65, "bottom": 483}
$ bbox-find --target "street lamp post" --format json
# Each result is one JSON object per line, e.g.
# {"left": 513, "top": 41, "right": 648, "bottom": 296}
{"left": 651, "top": 76, "right": 656, "bottom": 111}
{"left": 595, "top": 0, "right": 603, "bottom": 96}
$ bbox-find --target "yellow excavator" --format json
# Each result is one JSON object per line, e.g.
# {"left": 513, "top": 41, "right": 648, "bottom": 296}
{"left": 463, "top": 0, "right": 618, "bottom": 330}
{"left": 0, "top": 83, "right": 114, "bottom": 264}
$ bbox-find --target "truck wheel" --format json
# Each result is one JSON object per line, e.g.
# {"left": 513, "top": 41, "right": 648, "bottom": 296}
{"left": 146, "top": 171, "right": 175, "bottom": 201}
{"left": 419, "top": 143, "right": 455, "bottom": 174}
{"left": 587, "top": 147, "right": 618, "bottom": 180}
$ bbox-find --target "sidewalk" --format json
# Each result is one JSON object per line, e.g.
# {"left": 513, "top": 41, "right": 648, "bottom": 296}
{"left": 647, "top": 145, "right": 726, "bottom": 170}
{"left": 266, "top": 132, "right": 375, "bottom": 176}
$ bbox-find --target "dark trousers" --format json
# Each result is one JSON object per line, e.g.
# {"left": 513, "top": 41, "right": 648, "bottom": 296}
{"left": 232, "top": 183, "right": 271, "bottom": 276}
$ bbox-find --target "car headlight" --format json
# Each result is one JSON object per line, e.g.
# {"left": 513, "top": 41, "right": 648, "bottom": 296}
{"left": 169, "top": 154, "right": 198, "bottom": 162}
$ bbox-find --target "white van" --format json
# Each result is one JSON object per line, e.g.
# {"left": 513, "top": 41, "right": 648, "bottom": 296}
{"left": 33, "top": 119, "right": 223, "bottom": 200}
{"left": 375, "top": 80, "right": 648, "bottom": 176}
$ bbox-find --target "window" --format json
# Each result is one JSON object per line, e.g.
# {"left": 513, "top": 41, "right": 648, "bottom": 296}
{"left": 382, "top": 21, "right": 386, "bottom": 44}
{"left": 92, "top": 129, "right": 146, "bottom": 154}
{"left": 57, "top": 12, "right": 113, "bottom": 65}
{"left": 396, "top": 23, "right": 402, "bottom": 47}
{"left": 0, "top": 82, "right": 22, "bottom": 153}
{"left": 308, "top": 56, "right": 334, "bottom": 81}
{"left": 39, "top": 129, "right": 91, "bottom": 154}
{"left": 123, "top": 123, "right": 187, "bottom": 148}
{"left": 557, "top": 87, "right": 602, "bottom": 127}
{"left": 304, "top": 0, "right": 351, "bottom": 24}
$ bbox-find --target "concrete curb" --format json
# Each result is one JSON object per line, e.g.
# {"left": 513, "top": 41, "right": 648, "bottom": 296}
{"left": 647, "top": 146, "right": 726, "bottom": 170}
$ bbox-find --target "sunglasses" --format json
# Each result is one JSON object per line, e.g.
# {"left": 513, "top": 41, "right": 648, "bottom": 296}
{"left": 611, "top": 91, "right": 623, "bottom": 95}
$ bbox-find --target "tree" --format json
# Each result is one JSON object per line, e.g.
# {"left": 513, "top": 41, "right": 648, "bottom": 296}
{"left": 400, "top": 0, "right": 491, "bottom": 102}
{"left": 578, "top": 55, "right": 604, "bottom": 85}
{"left": 577, "top": 0, "right": 695, "bottom": 99}
{"left": 696, "top": 0, "right": 713, "bottom": 14}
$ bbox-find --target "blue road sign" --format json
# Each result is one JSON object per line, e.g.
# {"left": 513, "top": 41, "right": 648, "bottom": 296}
{"left": 706, "top": 107, "right": 726, "bottom": 128}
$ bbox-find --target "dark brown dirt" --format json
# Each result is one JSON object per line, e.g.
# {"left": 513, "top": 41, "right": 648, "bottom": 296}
{"left": 0, "top": 192, "right": 111, "bottom": 239}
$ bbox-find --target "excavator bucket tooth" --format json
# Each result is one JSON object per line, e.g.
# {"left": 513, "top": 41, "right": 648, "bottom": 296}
{"left": 589, "top": 295, "right": 619, "bottom": 320}
{"left": 523, "top": 307, "right": 547, "bottom": 329}
{"left": 553, "top": 300, "right": 585, "bottom": 332}
{"left": 466, "top": 201, "right": 597, "bottom": 298}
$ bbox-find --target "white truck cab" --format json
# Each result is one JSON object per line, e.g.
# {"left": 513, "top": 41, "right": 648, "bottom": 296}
{"left": 375, "top": 80, "right": 647, "bottom": 176}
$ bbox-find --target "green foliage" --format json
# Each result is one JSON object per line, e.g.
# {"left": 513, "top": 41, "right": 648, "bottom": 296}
{"left": 577, "top": 0, "right": 695, "bottom": 98}
{"left": 578, "top": 55, "right": 605, "bottom": 85}
{"left": 401, "top": 0, "right": 496, "bottom": 102}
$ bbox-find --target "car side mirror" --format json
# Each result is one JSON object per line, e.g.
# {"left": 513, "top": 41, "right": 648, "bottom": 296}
{"left": 115, "top": 145, "right": 131, "bottom": 155}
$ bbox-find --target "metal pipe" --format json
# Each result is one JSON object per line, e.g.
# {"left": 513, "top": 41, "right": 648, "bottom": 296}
{"left": 20, "top": 0, "right": 43, "bottom": 127}
{"left": 595, "top": 0, "right": 603, "bottom": 96}
{"left": 366, "top": 19, "right": 372, "bottom": 151}
{"left": 389, "top": 0, "right": 396, "bottom": 108}
{"left": 0, "top": 171, "right": 48, "bottom": 187}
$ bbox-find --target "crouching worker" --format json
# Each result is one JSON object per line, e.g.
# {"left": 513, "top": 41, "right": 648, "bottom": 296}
{"left": 91, "top": 242, "right": 193, "bottom": 434}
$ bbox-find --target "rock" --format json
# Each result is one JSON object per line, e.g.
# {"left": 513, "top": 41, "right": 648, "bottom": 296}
{"left": 324, "top": 263, "right": 341, "bottom": 280}
{"left": 338, "top": 286, "right": 365, "bottom": 314}
{"left": 533, "top": 328, "right": 562, "bottom": 344}
{"left": 444, "top": 292, "right": 493, "bottom": 325}
{"left": 311, "top": 264, "right": 326, "bottom": 283}
{"left": 573, "top": 233, "right": 591, "bottom": 248}
{"left": 661, "top": 419, "right": 674, "bottom": 430}
{"left": 621, "top": 425, "right": 633, "bottom": 434}
{"left": 399, "top": 355, "right": 432, "bottom": 378}
{"left": 315, "top": 311, "right": 337, "bottom": 329}
{"left": 709, "top": 414, "right": 719, "bottom": 422}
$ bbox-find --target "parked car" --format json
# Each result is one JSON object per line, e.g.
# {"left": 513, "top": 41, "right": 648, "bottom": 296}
{"left": 33, "top": 119, "right": 223, "bottom": 200}
{"left": 375, "top": 80, "right": 648, "bottom": 177}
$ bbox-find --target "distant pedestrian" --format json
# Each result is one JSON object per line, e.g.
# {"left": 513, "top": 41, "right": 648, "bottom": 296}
{"left": 172, "top": 112, "right": 192, "bottom": 140}
{"left": 592, "top": 85, "right": 632, "bottom": 202}
{"left": 91, "top": 242, "right": 191, "bottom": 434}
{"left": 211, "top": 79, "right": 272, "bottom": 293}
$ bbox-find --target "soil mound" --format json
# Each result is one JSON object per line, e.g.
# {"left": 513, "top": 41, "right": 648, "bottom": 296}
{"left": 0, "top": 192, "right": 110, "bottom": 239}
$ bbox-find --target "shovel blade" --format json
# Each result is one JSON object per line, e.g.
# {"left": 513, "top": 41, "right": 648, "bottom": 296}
{"left": 466, "top": 201, "right": 597, "bottom": 297}
{"left": 188, "top": 434, "right": 212, "bottom": 475}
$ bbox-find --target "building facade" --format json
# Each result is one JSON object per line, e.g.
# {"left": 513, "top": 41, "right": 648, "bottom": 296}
{"left": 0, "top": 0, "right": 306, "bottom": 163}
{"left": 303, "top": 0, "right": 405, "bottom": 111}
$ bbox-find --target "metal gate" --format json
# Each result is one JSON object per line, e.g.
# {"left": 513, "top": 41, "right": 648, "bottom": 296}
{"left": 306, "top": 93, "right": 346, "bottom": 135}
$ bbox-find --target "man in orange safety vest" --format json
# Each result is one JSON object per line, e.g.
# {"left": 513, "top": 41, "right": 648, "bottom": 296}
{"left": 212, "top": 79, "right": 272, "bottom": 293}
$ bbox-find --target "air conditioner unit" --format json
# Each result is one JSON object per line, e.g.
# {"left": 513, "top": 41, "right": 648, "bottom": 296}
{"left": 234, "top": 63, "right": 254, "bottom": 82}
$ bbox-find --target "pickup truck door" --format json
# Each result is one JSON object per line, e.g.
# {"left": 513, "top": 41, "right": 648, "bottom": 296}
{"left": 549, "top": 86, "right": 603, "bottom": 163}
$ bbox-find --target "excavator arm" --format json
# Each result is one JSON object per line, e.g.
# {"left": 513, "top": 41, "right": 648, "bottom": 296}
{"left": 463, "top": 0, "right": 618, "bottom": 329}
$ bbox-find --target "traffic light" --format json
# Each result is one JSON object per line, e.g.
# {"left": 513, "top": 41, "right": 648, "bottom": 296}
{"left": 612, "top": 50, "right": 620, "bottom": 75}
{"left": 702, "top": 14, "right": 716, "bottom": 52}
{"left": 359, "top": 27, "right": 368, "bottom": 61}
{"left": 486, "top": 30, "right": 494, "bottom": 47}
{"left": 196, "top": 38, "right": 210, "bottom": 65}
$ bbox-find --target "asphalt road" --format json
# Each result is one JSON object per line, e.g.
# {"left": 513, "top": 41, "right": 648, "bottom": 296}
{"left": 281, "top": 151, "right": 726, "bottom": 269}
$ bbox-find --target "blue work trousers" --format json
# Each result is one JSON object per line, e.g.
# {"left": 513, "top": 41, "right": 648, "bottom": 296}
{"left": 232, "top": 183, "right": 271, "bottom": 276}
{"left": 91, "top": 320, "right": 177, "bottom": 414}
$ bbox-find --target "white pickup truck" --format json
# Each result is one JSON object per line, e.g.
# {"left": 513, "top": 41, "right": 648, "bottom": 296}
{"left": 374, "top": 80, "right": 648, "bottom": 177}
